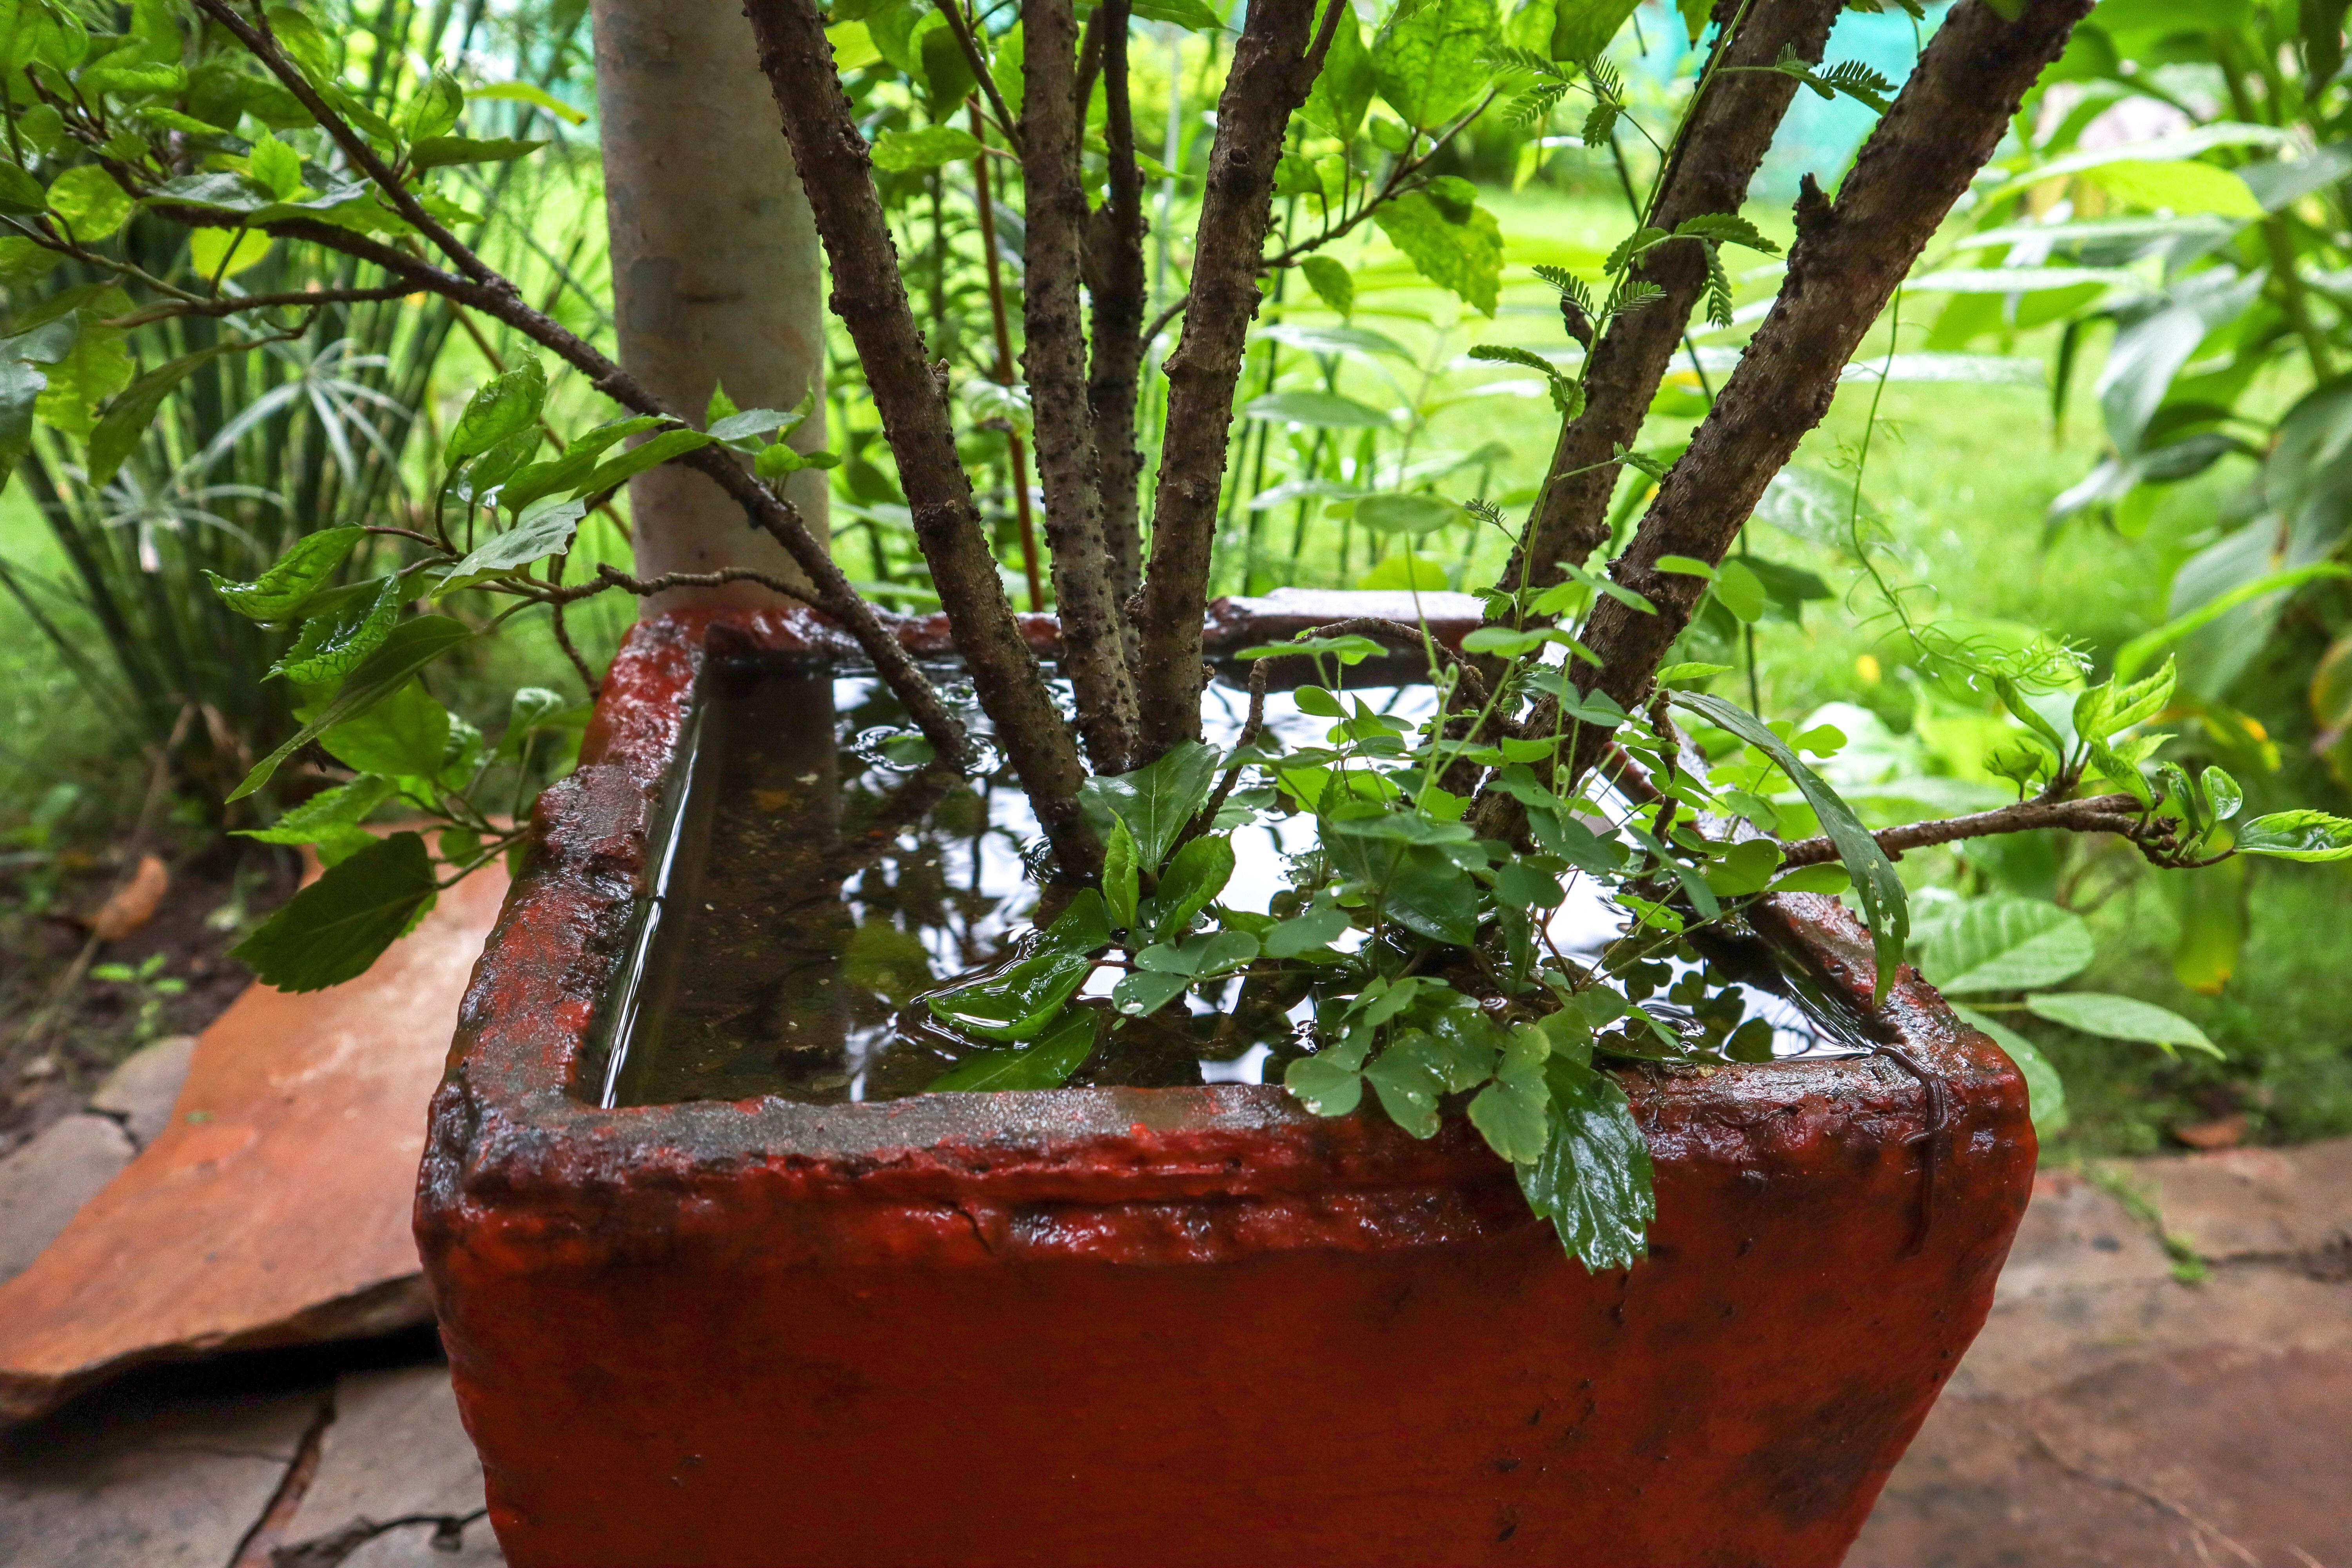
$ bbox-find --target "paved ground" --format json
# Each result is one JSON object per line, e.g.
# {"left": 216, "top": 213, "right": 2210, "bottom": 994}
{"left": 2, "top": 1140, "right": 2346, "bottom": 1565}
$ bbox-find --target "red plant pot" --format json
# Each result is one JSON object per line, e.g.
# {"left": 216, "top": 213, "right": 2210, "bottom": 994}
{"left": 417, "top": 604, "right": 2034, "bottom": 1568}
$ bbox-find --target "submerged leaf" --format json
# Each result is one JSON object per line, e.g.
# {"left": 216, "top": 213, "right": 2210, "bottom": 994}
{"left": 927, "top": 1009, "right": 1097, "bottom": 1091}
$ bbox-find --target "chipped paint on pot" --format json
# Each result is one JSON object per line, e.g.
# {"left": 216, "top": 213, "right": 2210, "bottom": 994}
{"left": 417, "top": 604, "right": 2034, "bottom": 1568}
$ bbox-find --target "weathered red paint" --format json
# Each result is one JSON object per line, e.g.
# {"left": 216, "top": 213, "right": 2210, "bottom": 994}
{"left": 419, "top": 608, "right": 2035, "bottom": 1568}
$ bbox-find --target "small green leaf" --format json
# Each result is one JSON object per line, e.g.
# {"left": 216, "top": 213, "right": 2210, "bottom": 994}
{"left": 1951, "top": 1005, "right": 2068, "bottom": 1138}
{"left": 229, "top": 831, "right": 438, "bottom": 993}
{"left": 1517, "top": 1056, "right": 1653, "bottom": 1271}
{"left": 1103, "top": 817, "right": 1140, "bottom": 931}
{"left": 577, "top": 426, "right": 716, "bottom": 496}
{"left": 1078, "top": 740, "right": 1221, "bottom": 869}
{"left": 205, "top": 527, "right": 365, "bottom": 621}
{"left": 2024, "top": 991, "right": 2220, "bottom": 1057}
{"left": 231, "top": 617, "right": 474, "bottom": 800}
{"left": 234, "top": 775, "right": 397, "bottom": 847}
{"left": 1677, "top": 691, "right": 1907, "bottom": 1002}
{"left": 927, "top": 947, "right": 1096, "bottom": 1042}
{"left": 1468, "top": 1054, "right": 1551, "bottom": 1164}
{"left": 1148, "top": 833, "right": 1236, "bottom": 940}
{"left": 436, "top": 497, "right": 587, "bottom": 595}
{"left": 2200, "top": 766, "right": 2243, "bottom": 823}
{"left": 2233, "top": 809, "right": 2352, "bottom": 862}
{"left": 1656, "top": 661, "right": 1732, "bottom": 686}
{"left": 445, "top": 359, "right": 546, "bottom": 467}
{"left": 927, "top": 1007, "right": 1096, "bottom": 1091}
{"left": 87, "top": 340, "right": 247, "bottom": 487}
{"left": 1244, "top": 389, "right": 1392, "bottom": 428}
{"left": 1355, "top": 492, "right": 1463, "bottom": 534}
{"left": 0, "top": 160, "right": 47, "bottom": 217}
{"left": 270, "top": 574, "right": 405, "bottom": 685}
{"left": 1284, "top": 1052, "right": 1365, "bottom": 1116}
{"left": 46, "top": 164, "right": 132, "bottom": 240}
{"left": 1263, "top": 904, "right": 1351, "bottom": 958}
{"left": 1364, "top": 1031, "right": 1447, "bottom": 1138}
{"left": 1711, "top": 558, "right": 1767, "bottom": 623}
{"left": 870, "top": 124, "right": 986, "bottom": 171}
{"left": 408, "top": 135, "right": 546, "bottom": 170}
{"left": 1299, "top": 254, "right": 1355, "bottom": 316}
{"left": 316, "top": 680, "right": 452, "bottom": 780}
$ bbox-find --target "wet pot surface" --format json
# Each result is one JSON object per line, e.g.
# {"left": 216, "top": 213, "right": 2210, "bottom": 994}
{"left": 418, "top": 604, "right": 2035, "bottom": 1568}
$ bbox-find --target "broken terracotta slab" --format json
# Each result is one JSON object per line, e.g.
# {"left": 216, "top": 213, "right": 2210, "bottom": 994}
{"left": 0, "top": 869, "right": 508, "bottom": 1425}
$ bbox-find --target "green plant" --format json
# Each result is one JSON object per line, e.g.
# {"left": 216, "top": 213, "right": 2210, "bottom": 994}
{"left": 0, "top": 0, "right": 594, "bottom": 804}
{"left": 88, "top": 949, "right": 185, "bottom": 1040}
{"left": 9, "top": 0, "right": 2352, "bottom": 1279}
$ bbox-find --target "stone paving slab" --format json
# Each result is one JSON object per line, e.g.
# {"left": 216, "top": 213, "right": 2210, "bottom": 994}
{"left": 1851, "top": 1345, "right": 2352, "bottom": 1568}
{"left": 0, "top": 1384, "right": 324, "bottom": 1568}
{"left": 278, "top": 1363, "right": 501, "bottom": 1566}
{"left": 1853, "top": 1138, "right": 2352, "bottom": 1566}
{"left": 88, "top": 1035, "right": 198, "bottom": 1151}
{"left": 0, "top": 869, "right": 508, "bottom": 1424}
{"left": 0, "top": 1115, "right": 134, "bottom": 1287}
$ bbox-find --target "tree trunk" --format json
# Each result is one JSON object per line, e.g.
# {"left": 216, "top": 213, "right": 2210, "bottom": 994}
{"left": 592, "top": 0, "right": 829, "bottom": 610}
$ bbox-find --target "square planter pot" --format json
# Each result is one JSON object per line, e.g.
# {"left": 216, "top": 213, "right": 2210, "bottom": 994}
{"left": 418, "top": 603, "right": 2034, "bottom": 1568}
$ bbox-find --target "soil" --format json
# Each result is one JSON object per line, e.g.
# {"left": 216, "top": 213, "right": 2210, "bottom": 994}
{"left": 0, "top": 835, "right": 293, "bottom": 1158}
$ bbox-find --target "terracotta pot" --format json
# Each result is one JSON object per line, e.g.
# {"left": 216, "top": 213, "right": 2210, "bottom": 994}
{"left": 418, "top": 605, "right": 2034, "bottom": 1568}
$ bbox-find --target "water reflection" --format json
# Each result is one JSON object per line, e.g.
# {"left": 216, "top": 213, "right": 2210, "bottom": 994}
{"left": 598, "top": 660, "right": 1864, "bottom": 1110}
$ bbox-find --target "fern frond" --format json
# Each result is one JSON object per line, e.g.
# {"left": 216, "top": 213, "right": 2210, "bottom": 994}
{"left": 1531, "top": 265, "right": 1598, "bottom": 317}
{"left": 1505, "top": 81, "right": 1572, "bottom": 127}
{"left": 1469, "top": 343, "right": 1566, "bottom": 378}
{"left": 1672, "top": 212, "right": 1780, "bottom": 255}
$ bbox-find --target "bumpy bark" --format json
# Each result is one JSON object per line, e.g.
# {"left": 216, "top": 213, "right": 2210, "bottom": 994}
{"left": 1131, "top": 0, "right": 1344, "bottom": 758}
{"left": 1494, "top": 0, "right": 1844, "bottom": 606}
{"left": 1087, "top": 0, "right": 1150, "bottom": 626}
{"left": 1022, "top": 0, "right": 1141, "bottom": 772}
{"left": 744, "top": 0, "right": 1098, "bottom": 873}
{"left": 1544, "top": 0, "right": 2096, "bottom": 797}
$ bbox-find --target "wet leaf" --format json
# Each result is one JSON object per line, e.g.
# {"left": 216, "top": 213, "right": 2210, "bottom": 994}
{"left": 230, "top": 832, "right": 438, "bottom": 993}
{"left": 1147, "top": 833, "right": 1234, "bottom": 939}
{"left": 927, "top": 1008, "right": 1096, "bottom": 1091}
{"left": 1952, "top": 1005, "right": 2068, "bottom": 1138}
{"left": 1517, "top": 1056, "right": 1653, "bottom": 1271}
{"left": 1284, "top": 1052, "right": 1364, "bottom": 1115}
{"left": 1078, "top": 740, "right": 1220, "bottom": 869}
{"left": 927, "top": 947, "right": 1096, "bottom": 1042}
{"left": 1676, "top": 691, "right": 1906, "bottom": 1003}
{"left": 205, "top": 527, "right": 365, "bottom": 621}
{"left": 2233, "top": 809, "right": 2352, "bottom": 862}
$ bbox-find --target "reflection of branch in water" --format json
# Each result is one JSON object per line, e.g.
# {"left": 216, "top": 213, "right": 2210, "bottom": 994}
{"left": 825, "top": 765, "right": 964, "bottom": 883}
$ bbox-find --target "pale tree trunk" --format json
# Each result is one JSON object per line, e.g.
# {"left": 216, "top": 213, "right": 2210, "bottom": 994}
{"left": 591, "top": 0, "right": 829, "bottom": 610}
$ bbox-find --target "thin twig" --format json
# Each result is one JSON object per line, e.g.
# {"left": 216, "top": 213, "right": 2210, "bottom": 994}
{"left": 935, "top": 0, "right": 1022, "bottom": 155}
{"left": 1777, "top": 793, "right": 2149, "bottom": 868}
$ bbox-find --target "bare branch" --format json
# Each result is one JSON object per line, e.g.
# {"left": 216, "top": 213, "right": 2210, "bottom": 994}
{"left": 746, "top": 0, "right": 1098, "bottom": 873}
{"left": 1132, "top": 0, "right": 1345, "bottom": 759}
{"left": 191, "top": 0, "right": 503, "bottom": 288}
{"left": 1088, "top": 0, "right": 1149, "bottom": 633}
{"left": 1523, "top": 0, "right": 2096, "bottom": 814}
{"left": 1022, "top": 0, "right": 1142, "bottom": 772}
{"left": 1494, "top": 0, "right": 1844, "bottom": 606}
{"left": 102, "top": 284, "right": 415, "bottom": 328}
{"left": 1778, "top": 793, "right": 2151, "bottom": 868}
